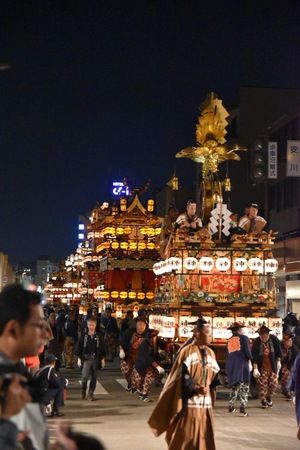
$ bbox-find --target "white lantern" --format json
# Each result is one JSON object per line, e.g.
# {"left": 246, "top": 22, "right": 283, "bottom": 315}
{"left": 265, "top": 258, "right": 278, "bottom": 273}
{"left": 183, "top": 257, "right": 198, "bottom": 271}
{"left": 160, "top": 261, "right": 168, "bottom": 274}
{"left": 199, "top": 257, "right": 214, "bottom": 272}
{"left": 233, "top": 257, "right": 248, "bottom": 272}
{"left": 153, "top": 262, "right": 160, "bottom": 275}
{"left": 164, "top": 258, "right": 172, "bottom": 273}
{"left": 216, "top": 257, "right": 231, "bottom": 272}
{"left": 248, "top": 257, "right": 263, "bottom": 272}
{"left": 168, "top": 256, "right": 182, "bottom": 273}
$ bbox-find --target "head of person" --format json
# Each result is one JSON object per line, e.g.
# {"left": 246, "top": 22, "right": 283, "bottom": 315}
{"left": 45, "top": 353, "right": 57, "bottom": 366}
{"left": 0, "top": 284, "right": 46, "bottom": 361}
{"left": 186, "top": 199, "right": 197, "bottom": 217}
{"left": 228, "top": 322, "right": 244, "bottom": 333}
{"left": 136, "top": 317, "right": 147, "bottom": 334}
{"left": 92, "top": 306, "right": 98, "bottom": 316}
{"left": 257, "top": 325, "right": 271, "bottom": 343}
{"left": 168, "top": 205, "right": 178, "bottom": 220}
{"left": 126, "top": 310, "right": 134, "bottom": 320}
{"left": 193, "top": 317, "right": 211, "bottom": 346}
{"left": 105, "top": 307, "right": 112, "bottom": 317}
{"left": 49, "top": 312, "right": 56, "bottom": 325}
{"left": 87, "top": 317, "right": 97, "bottom": 334}
{"left": 283, "top": 331, "right": 294, "bottom": 348}
{"left": 247, "top": 203, "right": 259, "bottom": 219}
{"left": 68, "top": 310, "right": 76, "bottom": 321}
{"left": 146, "top": 328, "right": 159, "bottom": 342}
{"left": 283, "top": 335, "right": 294, "bottom": 348}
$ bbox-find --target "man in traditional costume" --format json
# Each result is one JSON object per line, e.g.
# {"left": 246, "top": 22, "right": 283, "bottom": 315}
{"left": 237, "top": 203, "right": 268, "bottom": 235}
{"left": 226, "top": 322, "right": 253, "bottom": 416}
{"left": 174, "top": 199, "right": 204, "bottom": 233}
{"left": 148, "top": 317, "right": 220, "bottom": 450}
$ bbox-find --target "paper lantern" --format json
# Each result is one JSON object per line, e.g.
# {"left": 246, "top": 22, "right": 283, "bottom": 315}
{"left": 248, "top": 257, "right": 263, "bottom": 272}
{"left": 233, "top": 257, "right": 248, "bottom": 272}
{"left": 183, "top": 257, "right": 198, "bottom": 271}
{"left": 216, "top": 257, "right": 231, "bottom": 272}
{"left": 168, "top": 257, "right": 182, "bottom": 273}
{"left": 265, "top": 258, "right": 278, "bottom": 273}
{"left": 199, "top": 257, "right": 214, "bottom": 272}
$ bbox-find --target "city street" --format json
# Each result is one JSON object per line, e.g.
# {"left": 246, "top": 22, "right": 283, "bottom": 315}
{"left": 48, "top": 361, "right": 300, "bottom": 450}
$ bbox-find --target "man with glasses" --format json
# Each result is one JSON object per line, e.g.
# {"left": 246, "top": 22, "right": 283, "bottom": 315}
{"left": 0, "top": 284, "right": 49, "bottom": 449}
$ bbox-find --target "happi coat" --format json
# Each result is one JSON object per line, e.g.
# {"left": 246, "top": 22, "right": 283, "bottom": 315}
{"left": 148, "top": 342, "right": 220, "bottom": 450}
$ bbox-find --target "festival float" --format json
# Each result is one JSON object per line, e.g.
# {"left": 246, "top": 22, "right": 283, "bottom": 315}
{"left": 149, "top": 93, "right": 281, "bottom": 367}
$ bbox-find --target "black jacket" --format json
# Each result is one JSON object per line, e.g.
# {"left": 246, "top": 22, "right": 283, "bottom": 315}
{"left": 75, "top": 332, "right": 106, "bottom": 369}
{"left": 119, "top": 327, "right": 147, "bottom": 362}
{"left": 252, "top": 334, "right": 282, "bottom": 373}
{"left": 135, "top": 337, "right": 166, "bottom": 377}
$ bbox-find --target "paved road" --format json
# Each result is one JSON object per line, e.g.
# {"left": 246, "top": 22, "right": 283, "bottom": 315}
{"left": 48, "top": 361, "right": 299, "bottom": 450}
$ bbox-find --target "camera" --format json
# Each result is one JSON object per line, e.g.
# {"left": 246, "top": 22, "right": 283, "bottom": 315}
{"left": 0, "top": 362, "right": 48, "bottom": 403}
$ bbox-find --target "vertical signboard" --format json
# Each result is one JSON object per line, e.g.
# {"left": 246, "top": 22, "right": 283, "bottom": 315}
{"left": 287, "top": 140, "right": 300, "bottom": 177}
{"left": 268, "top": 142, "right": 277, "bottom": 179}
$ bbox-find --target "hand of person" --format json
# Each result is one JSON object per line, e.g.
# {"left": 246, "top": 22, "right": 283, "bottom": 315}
{"left": 119, "top": 349, "right": 125, "bottom": 359}
{"left": 248, "top": 361, "right": 253, "bottom": 372}
{"left": 277, "top": 360, "right": 281, "bottom": 372}
{"left": 156, "top": 365, "right": 165, "bottom": 375}
{"left": 195, "top": 384, "right": 209, "bottom": 396}
{"left": 1, "top": 374, "right": 32, "bottom": 419}
{"left": 101, "top": 358, "right": 105, "bottom": 369}
{"left": 77, "top": 359, "right": 82, "bottom": 369}
{"left": 253, "top": 368, "right": 260, "bottom": 379}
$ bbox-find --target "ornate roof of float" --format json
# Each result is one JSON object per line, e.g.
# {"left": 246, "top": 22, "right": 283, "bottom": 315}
{"left": 88, "top": 193, "right": 162, "bottom": 233}
{"left": 117, "top": 194, "right": 162, "bottom": 226}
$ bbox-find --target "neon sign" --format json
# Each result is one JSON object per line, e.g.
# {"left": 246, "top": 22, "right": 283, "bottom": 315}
{"left": 112, "top": 182, "right": 130, "bottom": 196}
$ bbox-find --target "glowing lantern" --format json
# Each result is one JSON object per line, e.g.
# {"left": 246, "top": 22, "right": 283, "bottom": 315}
{"left": 248, "top": 257, "right": 263, "bottom": 272}
{"left": 120, "top": 242, "right": 129, "bottom": 250}
{"left": 123, "top": 227, "right": 132, "bottom": 234}
{"left": 129, "top": 242, "right": 137, "bottom": 250}
{"left": 111, "top": 291, "right": 119, "bottom": 299}
{"left": 216, "top": 257, "right": 231, "bottom": 272}
{"left": 116, "top": 227, "right": 124, "bottom": 235}
{"left": 111, "top": 242, "right": 119, "bottom": 249}
{"left": 167, "top": 257, "right": 181, "bottom": 273}
{"left": 147, "top": 227, "right": 155, "bottom": 237}
{"left": 138, "top": 242, "right": 146, "bottom": 250}
{"left": 119, "top": 291, "right": 128, "bottom": 299}
{"left": 265, "top": 258, "right": 278, "bottom": 273}
{"left": 128, "top": 292, "right": 136, "bottom": 299}
{"left": 147, "top": 242, "right": 155, "bottom": 250}
{"left": 137, "top": 292, "right": 145, "bottom": 300}
{"left": 153, "top": 262, "right": 160, "bottom": 275}
{"left": 183, "top": 257, "right": 198, "bottom": 271}
{"left": 199, "top": 257, "right": 214, "bottom": 272}
{"left": 146, "top": 291, "right": 154, "bottom": 300}
{"left": 233, "top": 257, "right": 248, "bottom": 272}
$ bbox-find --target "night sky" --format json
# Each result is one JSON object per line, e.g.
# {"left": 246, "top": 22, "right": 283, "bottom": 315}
{"left": 0, "top": 0, "right": 299, "bottom": 264}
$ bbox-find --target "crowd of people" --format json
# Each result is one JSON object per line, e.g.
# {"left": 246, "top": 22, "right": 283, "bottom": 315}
{"left": 1, "top": 283, "right": 300, "bottom": 449}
